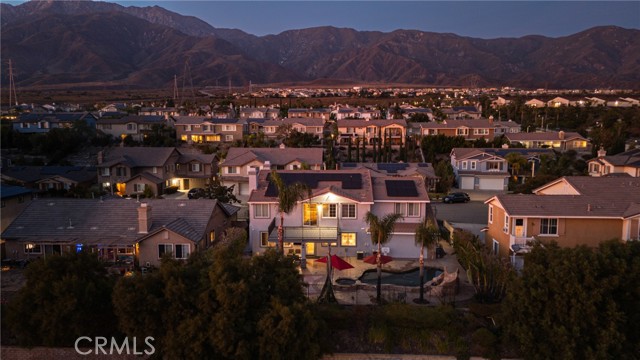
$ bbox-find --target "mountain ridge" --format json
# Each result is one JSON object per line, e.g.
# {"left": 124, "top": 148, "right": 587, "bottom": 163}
{"left": 1, "top": 1, "right": 638, "bottom": 89}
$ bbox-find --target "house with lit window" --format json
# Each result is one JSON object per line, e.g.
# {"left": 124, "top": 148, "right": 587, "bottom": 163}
{"left": 96, "top": 115, "right": 167, "bottom": 142}
{"left": 418, "top": 118, "right": 520, "bottom": 140}
{"left": 287, "top": 108, "right": 332, "bottom": 119}
{"left": 96, "top": 147, "right": 215, "bottom": 196}
{"left": 173, "top": 116, "right": 246, "bottom": 144}
{"left": 441, "top": 106, "right": 481, "bottom": 120}
{"left": 239, "top": 107, "right": 279, "bottom": 120}
{"left": 261, "top": 118, "right": 325, "bottom": 139}
{"left": 247, "top": 166, "right": 431, "bottom": 264}
{"left": 332, "top": 106, "right": 381, "bottom": 120}
{"left": 220, "top": 147, "right": 323, "bottom": 198}
{"left": 336, "top": 119, "right": 407, "bottom": 145}
{"left": 588, "top": 148, "right": 640, "bottom": 178}
{"left": 1, "top": 198, "right": 238, "bottom": 268}
{"left": 13, "top": 112, "right": 97, "bottom": 134}
{"left": 505, "top": 131, "right": 591, "bottom": 153}
{"left": 450, "top": 147, "right": 553, "bottom": 191}
{"left": 484, "top": 176, "right": 640, "bottom": 269}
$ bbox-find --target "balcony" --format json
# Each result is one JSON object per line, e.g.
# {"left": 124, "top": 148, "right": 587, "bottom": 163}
{"left": 268, "top": 226, "right": 339, "bottom": 243}
{"left": 509, "top": 235, "right": 536, "bottom": 254}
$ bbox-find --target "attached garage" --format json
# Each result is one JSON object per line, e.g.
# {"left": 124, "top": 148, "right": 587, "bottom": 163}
{"left": 459, "top": 176, "right": 475, "bottom": 190}
{"left": 478, "top": 177, "right": 506, "bottom": 191}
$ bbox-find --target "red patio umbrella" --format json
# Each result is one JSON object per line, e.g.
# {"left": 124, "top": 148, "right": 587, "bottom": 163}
{"left": 316, "top": 254, "right": 354, "bottom": 271}
{"left": 363, "top": 254, "right": 393, "bottom": 265}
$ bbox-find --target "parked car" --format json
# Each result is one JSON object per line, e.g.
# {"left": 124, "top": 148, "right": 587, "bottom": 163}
{"left": 187, "top": 188, "right": 206, "bottom": 199}
{"left": 442, "top": 192, "right": 470, "bottom": 203}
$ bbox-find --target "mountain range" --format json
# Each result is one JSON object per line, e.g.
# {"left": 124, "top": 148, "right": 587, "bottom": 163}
{"left": 2, "top": 0, "right": 639, "bottom": 90}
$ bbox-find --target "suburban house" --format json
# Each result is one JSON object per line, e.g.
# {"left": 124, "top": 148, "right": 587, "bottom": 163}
{"left": 13, "top": 112, "right": 97, "bottom": 134}
{"left": 1, "top": 198, "right": 238, "bottom": 268}
{"left": 418, "top": 118, "right": 520, "bottom": 140}
{"left": 547, "top": 97, "right": 571, "bottom": 107}
{"left": 1, "top": 166, "right": 97, "bottom": 193}
{"left": 340, "top": 162, "right": 439, "bottom": 192}
{"left": 287, "top": 108, "right": 332, "bottom": 119}
{"left": 138, "top": 107, "right": 180, "bottom": 118}
{"left": 220, "top": 147, "right": 323, "bottom": 198}
{"left": 247, "top": 166, "right": 432, "bottom": 263}
{"left": 484, "top": 176, "right": 640, "bottom": 269}
{"left": 173, "top": 116, "right": 246, "bottom": 144}
{"left": 524, "top": 99, "right": 545, "bottom": 107}
{"left": 239, "top": 107, "right": 279, "bottom": 120}
{"left": 332, "top": 106, "right": 381, "bottom": 120}
{"left": 336, "top": 119, "right": 407, "bottom": 145}
{"left": 398, "top": 105, "right": 434, "bottom": 121}
{"left": 96, "top": 115, "right": 167, "bottom": 142}
{"left": 441, "top": 106, "right": 482, "bottom": 120}
{"left": 97, "top": 147, "right": 215, "bottom": 196}
{"left": 262, "top": 118, "right": 325, "bottom": 139}
{"left": 1, "top": 185, "right": 34, "bottom": 233}
{"left": 505, "top": 131, "right": 591, "bottom": 153}
{"left": 588, "top": 148, "right": 640, "bottom": 178}
{"left": 450, "top": 147, "right": 553, "bottom": 191}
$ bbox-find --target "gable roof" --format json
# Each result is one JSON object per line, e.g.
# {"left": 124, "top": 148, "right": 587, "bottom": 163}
{"left": 506, "top": 131, "right": 586, "bottom": 142}
{"left": 1, "top": 166, "right": 96, "bottom": 184}
{"left": 590, "top": 148, "right": 640, "bottom": 167}
{"left": 99, "top": 147, "right": 178, "bottom": 168}
{"left": 2, "top": 198, "right": 224, "bottom": 245}
{"left": 452, "top": 147, "right": 554, "bottom": 161}
{"left": 97, "top": 115, "right": 165, "bottom": 125}
{"left": 0, "top": 185, "right": 33, "bottom": 200}
{"left": 221, "top": 147, "right": 323, "bottom": 167}
{"left": 16, "top": 112, "right": 96, "bottom": 123}
{"left": 336, "top": 119, "right": 406, "bottom": 128}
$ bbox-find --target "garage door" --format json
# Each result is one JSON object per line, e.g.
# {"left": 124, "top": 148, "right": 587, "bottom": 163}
{"left": 239, "top": 182, "right": 250, "bottom": 195}
{"left": 460, "top": 176, "right": 475, "bottom": 190}
{"left": 478, "top": 177, "right": 505, "bottom": 191}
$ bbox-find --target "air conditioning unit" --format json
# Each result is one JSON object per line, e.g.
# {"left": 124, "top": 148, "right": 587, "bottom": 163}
{"left": 381, "top": 247, "right": 390, "bottom": 255}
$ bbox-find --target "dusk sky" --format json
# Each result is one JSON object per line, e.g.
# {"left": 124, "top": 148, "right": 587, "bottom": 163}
{"left": 116, "top": 1, "right": 639, "bottom": 38}
{"left": 2, "top": 1, "right": 639, "bottom": 38}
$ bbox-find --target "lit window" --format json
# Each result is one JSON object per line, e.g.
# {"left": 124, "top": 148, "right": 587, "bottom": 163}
{"left": 24, "top": 244, "right": 42, "bottom": 254}
{"left": 341, "top": 233, "right": 357, "bottom": 247}
{"left": 322, "top": 204, "right": 337, "bottom": 218}
{"left": 260, "top": 232, "right": 275, "bottom": 247}
{"left": 321, "top": 242, "right": 338, "bottom": 247}
{"left": 209, "top": 230, "right": 215, "bottom": 243}
{"left": 540, "top": 218, "right": 558, "bottom": 235}
{"left": 254, "top": 204, "right": 270, "bottom": 218}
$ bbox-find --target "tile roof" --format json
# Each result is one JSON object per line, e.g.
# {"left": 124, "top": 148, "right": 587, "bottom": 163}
{"left": 16, "top": 112, "right": 94, "bottom": 123}
{"left": 1, "top": 198, "right": 223, "bottom": 244}
{"left": 221, "top": 147, "right": 323, "bottom": 167}
{"left": 1, "top": 166, "right": 96, "bottom": 184}
{"left": 452, "top": 147, "right": 554, "bottom": 160}
{"left": 99, "top": 147, "right": 178, "bottom": 168}
{"left": 491, "top": 176, "right": 640, "bottom": 218}
{"left": 248, "top": 169, "right": 374, "bottom": 204}
{"left": 594, "top": 148, "right": 640, "bottom": 167}
{"left": 336, "top": 119, "right": 406, "bottom": 128}
{"left": 97, "top": 115, "right": 165, "bottom": 125}
{"left": 339, "top": 162, "right": 437, "bottom": 179}
{"left": 506, "top": 131, "right": 586, "bottom": 141}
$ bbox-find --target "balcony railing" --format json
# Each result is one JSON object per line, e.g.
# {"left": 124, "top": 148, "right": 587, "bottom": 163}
{"left": 510, "top": 235, "right": 535, "bottom": 246}
{"left": 268, "top": 226, "right": 338, "bottom": 243}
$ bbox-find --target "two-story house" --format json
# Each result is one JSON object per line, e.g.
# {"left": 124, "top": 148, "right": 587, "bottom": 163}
{"left": 247, "top": 167, "right": 431, "bottom": 265}
{"left": 239, "top": 107, "right": 279, "bottom": 120}
{"left": 333, "top": 106, "right": 381, "bottom": 120}
{"left": 261, "top": 118, "right": 325, "bottom": 139}
{"left": 1, "top": 166, "right": 97, "bottom": 193}
{"left": 450, "top": 147, "right": 553, "bottom": 191}
{"left": 336, "top": 119, "right": 407, "bottom": 145}
{"left": 173, "top": 116, "right": 246, "bottom": 144}
{"left": 138, "top": 107, "right": 179, "bottom": 119}
{"left": 1, "top": 198, "right": 238, "bottom": 268}
{"left": 220, "top": 147, "right": 323, "bottom": 198}
{"left": 505, "top": 131, "right": 591, "bottom": 153}
{"left": 287, "top": 108, "right": 332, "bottom": 119}
{"left": 441, "top": 106, "right": 482, "bottom": 120}
{"left": 418, "top": 118, "right": 520, "bottom": 140}
{"left": 96, "top": 115, "right": 167, "bottom": 142}
{"left": 588, "top": 148, "right": 640, "bottom": 178}
{"left": 340, "top": 162, "right": 439, "bottom": 192}
{"left": 13, "top": 112, "right": 97, "bottom": 134}
{"left": 484, "top": 176, "right": 640, "bottom": 269}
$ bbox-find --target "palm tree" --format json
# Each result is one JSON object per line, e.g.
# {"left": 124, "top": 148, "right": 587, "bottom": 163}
{"left": 271, "top": 170, "right": 310, "bottom": 255}
{"left": 414, "top": 219, "right": 440, "bottom": 304}
{"left": 365, "top": 211, "right": 403, "bottom": 304}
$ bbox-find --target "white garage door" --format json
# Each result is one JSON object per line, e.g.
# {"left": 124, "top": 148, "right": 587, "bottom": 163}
{"left": 460, "top": 176, "right": 475, "bottom": 190}
{"left": 239, "top": 182, "right": 250, "bottom": 195}
{"left": 478, "top": 177, "right": 505, "bottom": 191}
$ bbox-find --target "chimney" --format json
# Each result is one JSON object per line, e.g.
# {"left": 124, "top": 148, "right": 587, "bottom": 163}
{"left": 264, "top": 161, "right": 271, "bottom": 171}
{"left": 597, "top": 147, "right": 607, "bottom": 158}
{"left": 558, "top": 131, "right": 565, "bottom": 140}
{"left": 279, "top": 143, "right": 286, "bottom": 149}
{"left": 137, "top": 203, "right": 152, "bottom": 234}
{"left": 488, "top": 115, "right": 494, "bottom": 124}
{"left": 249, "top": 167, "right": 258, "bottom": 191}
{"left": 97, "top": 151, "right": 104, "bottom": 164}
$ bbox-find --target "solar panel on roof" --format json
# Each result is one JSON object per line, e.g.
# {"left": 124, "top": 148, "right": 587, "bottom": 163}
{"left": 377, "top": 163, "right": 409, "bottom": 172}
{"left": 265, "top": 173, "right": 363, "bottom": 197}
{"left": 385, "top": 180, "right": 418, "bottom": 197}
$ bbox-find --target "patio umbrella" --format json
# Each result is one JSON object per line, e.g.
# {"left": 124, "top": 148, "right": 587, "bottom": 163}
{"left": 316, "top": 254, "right": 354, "bottom": 271}
{"left": 363, "top": 254, "right": 393, "bottom": 265}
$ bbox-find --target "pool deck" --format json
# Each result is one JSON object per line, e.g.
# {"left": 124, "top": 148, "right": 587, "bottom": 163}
{"left": 300, "top": 241, "right": 476, "bottom": 306}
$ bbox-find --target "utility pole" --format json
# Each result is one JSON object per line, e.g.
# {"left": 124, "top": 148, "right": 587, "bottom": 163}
{"left": 8, "top": 59, "right": 18, "bottom": 106}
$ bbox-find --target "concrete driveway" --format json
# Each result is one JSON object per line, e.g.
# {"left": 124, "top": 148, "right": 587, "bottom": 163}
{"left": 431, "top": 189, "right": 504, "bottom": 237}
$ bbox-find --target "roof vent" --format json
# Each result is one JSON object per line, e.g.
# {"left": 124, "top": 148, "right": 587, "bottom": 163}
{"left": 179, "top": 203, "right": 186, "bottom": 207}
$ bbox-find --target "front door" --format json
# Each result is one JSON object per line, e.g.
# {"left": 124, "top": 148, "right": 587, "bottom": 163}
{"left": 514, "top": 218, "right": 524, "bottom": 237}
{"left": 183, "top": 179, "right": 190, "bottom": 190}
{"left": 303, "top": 203, "right": 318, "bottom": 226}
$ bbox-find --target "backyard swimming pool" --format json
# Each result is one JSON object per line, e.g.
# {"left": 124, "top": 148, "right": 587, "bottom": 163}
{"left": 354, "top": 267, "right": 443, "bottom": 287}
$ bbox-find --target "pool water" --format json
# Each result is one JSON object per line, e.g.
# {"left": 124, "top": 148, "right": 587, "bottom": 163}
{"left": 358, "top": 267, "right": 443, "bottom": 287}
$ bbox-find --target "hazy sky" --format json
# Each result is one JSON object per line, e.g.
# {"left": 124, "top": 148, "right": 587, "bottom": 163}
{"left": 114, "top": 1, "right": 640, "bottom": 38}
{"left": 4, "top": 1, "right": 639, "bottom": 38}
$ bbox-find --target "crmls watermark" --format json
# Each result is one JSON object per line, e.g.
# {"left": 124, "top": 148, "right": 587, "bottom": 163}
{"left": 74, "top": 336, "right": 155, "bottom": 356}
